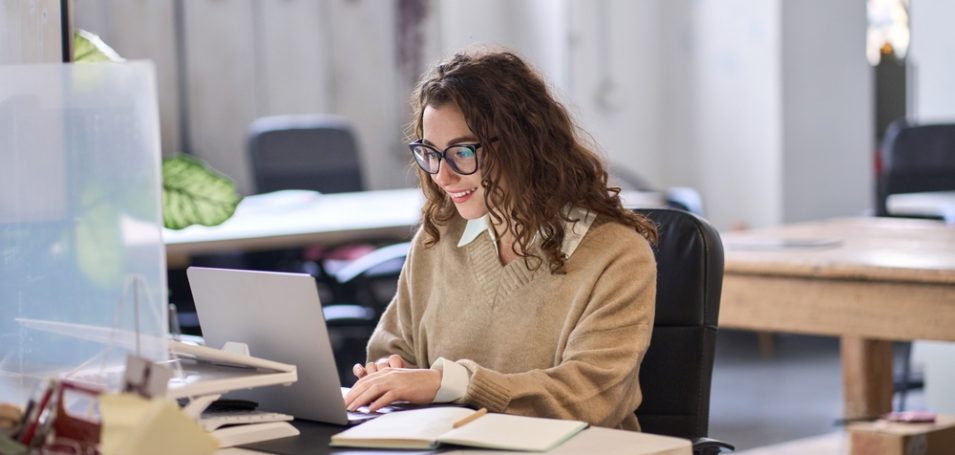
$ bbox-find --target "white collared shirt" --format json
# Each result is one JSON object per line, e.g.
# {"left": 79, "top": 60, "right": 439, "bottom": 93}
{"left": 431, "top": 207, "right": 597, "bottom": 403}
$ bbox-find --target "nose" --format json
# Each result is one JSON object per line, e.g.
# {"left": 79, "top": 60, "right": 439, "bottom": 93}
{"left": 431, "top": 159, "right": 458, "bottom": 186}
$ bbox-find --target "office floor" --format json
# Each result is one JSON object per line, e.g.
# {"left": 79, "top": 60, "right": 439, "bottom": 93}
{"left": 708, "top": 330, "right": 925, "bottom": 451}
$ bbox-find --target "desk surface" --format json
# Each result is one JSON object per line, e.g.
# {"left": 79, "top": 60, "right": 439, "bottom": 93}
{"left": 719, "top": 216, "right": 955, "bottom": 418}
{"left": 163, "top": 188, "right": 664, "bottom": 266}
{"left": 164, "top": 189, "right": 425, "bottom": 263}
{"left": 722, "top": 216, "right": 955, "bottom": 285}
{"left": 216, "top": 420, "right": 691, "bottom": 455}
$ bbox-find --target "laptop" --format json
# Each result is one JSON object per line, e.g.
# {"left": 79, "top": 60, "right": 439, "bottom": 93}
{"left": 187, "top": 266, "right": 375, "bottom": 425}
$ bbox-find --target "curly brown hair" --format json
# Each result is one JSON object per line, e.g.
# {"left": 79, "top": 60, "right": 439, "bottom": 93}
{"left": 410, "top": 49, "right": 657, "bottom": 273}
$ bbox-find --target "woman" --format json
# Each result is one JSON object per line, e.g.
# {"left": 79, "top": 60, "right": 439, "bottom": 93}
{"left": 344, "top": 49, "right": 658, "bottom": 431}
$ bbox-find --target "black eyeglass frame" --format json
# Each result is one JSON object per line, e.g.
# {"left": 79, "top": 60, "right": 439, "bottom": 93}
{"left": 407, "top": 140, "right": 485, "bottom": 175}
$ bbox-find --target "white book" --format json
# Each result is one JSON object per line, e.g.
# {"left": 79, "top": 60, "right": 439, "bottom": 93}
{"left": 330, "top": 407, "right": 588, "bottom": 452}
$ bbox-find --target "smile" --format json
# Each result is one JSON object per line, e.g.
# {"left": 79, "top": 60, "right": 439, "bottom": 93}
{"left": 448, "top": 188, "right": 476, "bottom": 198}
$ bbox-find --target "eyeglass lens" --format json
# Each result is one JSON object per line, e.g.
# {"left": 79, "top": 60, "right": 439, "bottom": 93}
{"left": 411, "top": 145, "right": 478, "bottom": 175}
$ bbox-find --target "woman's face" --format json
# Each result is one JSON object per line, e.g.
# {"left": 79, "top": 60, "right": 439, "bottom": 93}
{"left": 422, "top": 103, "right": 489, "bottom": 220}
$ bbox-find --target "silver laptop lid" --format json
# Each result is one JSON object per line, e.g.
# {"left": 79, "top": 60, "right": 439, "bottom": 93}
{"left": 187, "top": 266, "right": 348, "bottom": 425}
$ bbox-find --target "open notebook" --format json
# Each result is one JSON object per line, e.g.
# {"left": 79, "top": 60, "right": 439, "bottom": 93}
{"left": 329, "top": 407, "right": 588, "bottom": 451}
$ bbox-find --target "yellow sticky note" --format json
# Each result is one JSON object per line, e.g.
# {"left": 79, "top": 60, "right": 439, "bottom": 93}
{"left": 99, "top": 393, "right": 216, "bottom": 455}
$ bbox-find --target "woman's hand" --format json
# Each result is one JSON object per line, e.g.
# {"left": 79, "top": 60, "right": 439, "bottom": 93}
{"left": 352, "top": 354, "right": 406, "bottom": 379}
{"left": 344, "top": 367, "right": 441, "bottom": 412}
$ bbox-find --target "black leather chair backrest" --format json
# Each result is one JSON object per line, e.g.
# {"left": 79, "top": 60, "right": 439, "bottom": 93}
{"left": 248, "top": 115, "right": 365, "bottom": 194}
{"left": 876, "top": 119, "right": 955, "bottom": 216}
{"left": 633, "top": 208, "right": 724, "bottom": 440}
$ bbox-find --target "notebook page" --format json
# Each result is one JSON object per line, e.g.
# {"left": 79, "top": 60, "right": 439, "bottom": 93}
{"left": 438, "top": 413, "right": 588, "bottom": 451}
{"left": 330, "top": 407, "right": 473, "bottom": 448}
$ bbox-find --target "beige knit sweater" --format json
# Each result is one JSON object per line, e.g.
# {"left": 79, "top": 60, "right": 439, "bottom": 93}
{"left": 366, "top": 215, "right": 656, "bottom": 431}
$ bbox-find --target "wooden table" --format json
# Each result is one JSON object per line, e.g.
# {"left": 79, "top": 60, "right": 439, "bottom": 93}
{"left": 719, "top": 217, "right": 955, "bottom": 418}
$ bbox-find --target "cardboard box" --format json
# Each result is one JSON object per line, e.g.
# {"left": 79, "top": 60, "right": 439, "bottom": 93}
{"left": 849, "top": 414, "right": 955, "bottom": 455}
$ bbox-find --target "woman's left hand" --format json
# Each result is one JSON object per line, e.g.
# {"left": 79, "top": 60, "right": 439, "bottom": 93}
{"left": 344, "top": 368, "right": 442, "bottom": 412}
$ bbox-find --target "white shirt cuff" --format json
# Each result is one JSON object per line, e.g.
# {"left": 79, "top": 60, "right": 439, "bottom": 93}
{"left": 431, "top": 357, "right": 471, "bottom": 403}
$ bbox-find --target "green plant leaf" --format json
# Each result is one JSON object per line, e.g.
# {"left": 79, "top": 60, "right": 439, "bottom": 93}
{"left": 73, "top": 29, "right": 124, "bottom": 63}
{"left": 162, "top": 155, "right": 242, "bottom": 230}
{"left": 71, "top": 30, "right": 241, "bottom": 230}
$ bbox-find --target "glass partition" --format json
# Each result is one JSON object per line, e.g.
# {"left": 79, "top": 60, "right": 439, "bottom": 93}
{"left": 0, "top": 61, "right": 167, "bottom": 404}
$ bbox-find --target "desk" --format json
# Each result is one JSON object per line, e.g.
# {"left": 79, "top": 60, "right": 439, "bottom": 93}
{"left": 163, "top": 189, "right": 425, "bottom": 268}
{"left": 163, "top": 189, "right": 664, "bottom": 268}
{"left": 719, "top": 217, "right": 955, "bottom": 418}
{"left": 887, "top": 190, "right": 955, "bottom": 223}
{"left": 216, "top": 419, "right": 692, "bottom": 455}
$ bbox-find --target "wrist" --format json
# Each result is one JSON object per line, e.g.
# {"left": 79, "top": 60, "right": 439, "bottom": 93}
{"left": 430, "top": 368, "right": 442, "bottom": 397}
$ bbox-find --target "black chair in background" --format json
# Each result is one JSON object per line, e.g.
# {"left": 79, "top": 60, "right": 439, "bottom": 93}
{"left": 875, "top": 119, "right": 955, "bottom": 409}
{"left": 876, "top": 119, "right": 955, "bottom": 218}
{"left": 246, "top": 114, "right": 389, "bottom": 296}
{"left": 248, "top": 114, "right": 365, "bottom": 194}
{"left": 633, "top": 208, "right": 733, "bottom": 454}
{"left": 244, "top": 113, "right": 406, "bottom": 309}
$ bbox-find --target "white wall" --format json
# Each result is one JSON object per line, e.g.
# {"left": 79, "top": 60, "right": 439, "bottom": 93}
{"left": 781, "top": 0, "right": 872, "bottom": 223}
{"left": 74, "top": 0, "right": 877, "bottom": 227}
{"left": 908, "top": 0, "right": 955, "bottom": 416}
{"left": 567, "top": 0, "right": 664, "bottom": 189}
{"left": 437, "top": 0, "right": 569, "bottom": 90}
{"left": 72, "top": 1, "right": 182, "bottom": 157}
{"left": 909, "top": 0, "right": 955, "bottom": 120}
{"left": 661, "top": 0, "right": 871, "bottom": 229}
{"left": 689, "top": 0, "right": 782, "bottom": 229}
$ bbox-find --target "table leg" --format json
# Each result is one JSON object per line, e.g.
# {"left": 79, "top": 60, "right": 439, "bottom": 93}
{"left": 841, "top": 336, "right": 894, "bottom": 418}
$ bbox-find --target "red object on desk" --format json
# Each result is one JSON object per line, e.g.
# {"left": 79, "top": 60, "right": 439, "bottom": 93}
{"left": 50, "top": 380, "right": 103, "bottom": 451}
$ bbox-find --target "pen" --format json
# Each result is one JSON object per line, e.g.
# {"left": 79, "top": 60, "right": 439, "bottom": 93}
{"left": 452, "top": 407, "right": 487, "bottom": 428}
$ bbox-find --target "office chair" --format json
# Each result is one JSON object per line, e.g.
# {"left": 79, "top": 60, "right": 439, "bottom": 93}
{"left": 248, "top": 115, "right": 365, "bottom": 194}
{"left": 245, "top": 113, "right": 406, "bottom": 304}
{"left": 633, "top": 208, "right": 734, "bottom": 454}
{"left": 874, "top": 119, "right": 955, "bottom": 409}
{"left": 876, "top": 119, "right": 955, "bottom": 218}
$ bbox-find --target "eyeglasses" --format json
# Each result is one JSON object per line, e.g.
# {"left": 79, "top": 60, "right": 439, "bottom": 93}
{"left": 408, "top": 140, "right": 484, "bottom": 175}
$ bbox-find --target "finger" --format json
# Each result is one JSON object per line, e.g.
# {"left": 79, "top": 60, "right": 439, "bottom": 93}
{"left": 368, "top": 390, "right": 397, "bottom": 412}
{"left": 344, "top": 379, "right": 365, "bottom": 407}
{"left": 365, "top": 362, "right": 379, "bottom": 374}
{"left": 352, "top": 363, "right": 366, "bottom": 378}
{"left": 345, "top": 374, "right": 376, "bottom": 407}
{"left": 347, "top": 381, "right": 385, "bottom": 411}
{"left": 375, "top": 358, "right": 392, "bottom": 370}
{"left": 387, "top": 354, "right": 404, "bottom": 368}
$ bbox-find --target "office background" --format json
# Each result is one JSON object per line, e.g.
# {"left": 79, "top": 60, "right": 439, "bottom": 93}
{"left": 4, "top": 0, "right": 955, "bottom": 452}
{"left": 42, "top": 0, "right": 951, "bottom": 231}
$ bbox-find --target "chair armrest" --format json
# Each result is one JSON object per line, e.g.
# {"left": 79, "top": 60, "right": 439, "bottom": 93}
{"left": 691, "top": 436, "right": 734, "bottom": 454}
{"left": 332, "top": 242, "right": 411, "bottom": 283}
